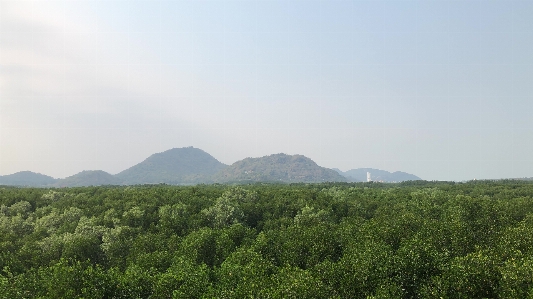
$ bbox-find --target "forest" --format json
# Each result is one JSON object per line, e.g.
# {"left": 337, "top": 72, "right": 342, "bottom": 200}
{"left": 2, "top": 180, "right": 533, "bottom": 298}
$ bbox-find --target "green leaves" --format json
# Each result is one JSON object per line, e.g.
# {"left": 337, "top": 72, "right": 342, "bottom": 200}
{"left": 178, "top": 227, "right": 234, "bottom": 268}
{"left": 2, "top": 182, "right": 533, "bottom": 297}
{"left": 440, "top": 250, "right": 501, "bottom": 298}
{"left": 158, "top": 203, "right": 189, "bottom": 235}
{"left": 267, "top": 267, "right": 330, "bottom": 299}
{"left": 153, "top": 257, "right": 210, "bottom": 299}
{"left": 202, "top": 187, "right": 255, "bottom": 229}
{"left": 499, "top": 255, "right": 533, "bottom": 299}
{"left": 213, "top": 248, "right": 274, "bottom": 298}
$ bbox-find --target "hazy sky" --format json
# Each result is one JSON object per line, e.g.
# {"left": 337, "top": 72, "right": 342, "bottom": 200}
{"left": 1, "top": 0, "right": 532, "bottom": 181}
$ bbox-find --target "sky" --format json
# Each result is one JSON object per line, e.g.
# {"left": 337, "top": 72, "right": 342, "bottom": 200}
{"left": 1, "top": 0, "right": 532, "bottom": 181}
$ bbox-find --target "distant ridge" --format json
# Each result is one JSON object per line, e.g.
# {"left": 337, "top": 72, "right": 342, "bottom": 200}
{"left": 335, "top": 168, "right": 422, "bottom": 182}
{"left": 54, "top": 170, "right": 120, "bottom": 187}
{"left": 115, "top": 147, "right": 227, "bottom": 185}
{"left": 0, "top": 171, "right": 57, "bottom": 187}
{"left": 1, "top": 148, "right": 422, "bottom": 187}
{"left": 214, "top": 153, "right": 347, "bottom": 183}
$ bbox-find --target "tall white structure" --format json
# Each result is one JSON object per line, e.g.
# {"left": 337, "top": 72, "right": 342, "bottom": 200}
{"left": 367, "top": 172, "right": 372, "bottom": 182}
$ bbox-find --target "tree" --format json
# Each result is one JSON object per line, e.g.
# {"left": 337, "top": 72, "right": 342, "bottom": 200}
{"left": 213, "top": 247, "right": 275, "bottom": 298}
{"left": 440, "top": 250, "right": 500, "bottom": 298}
{"left": 152, "top": 257, "right": 210, "bottom": 299}
{"left": 202, "top": 188, "right": 253, "bottom": 229}
{"left": 266, "top": 266, "right": 331, "bottom": 299}
{"left": 158, "top": 203, "right": 189, "bottom": 236}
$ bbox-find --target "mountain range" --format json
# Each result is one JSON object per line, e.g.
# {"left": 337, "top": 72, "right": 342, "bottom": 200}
{"left": 0, "top": 147, "right": 421, "bottom": 187}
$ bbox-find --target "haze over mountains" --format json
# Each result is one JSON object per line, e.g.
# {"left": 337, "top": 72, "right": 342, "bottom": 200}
{"left": 52, "top": 170, "right": 121, "bottom": 188}
{"left": 334, "top": 168, "right": 422, "bottom": 183}
{"left": 0, "top": 147, "right": 421, "bottom": 187}
{"left": 214, "top": 153, "right": 346, "bottom": 183}
{"left": 0, "top": 171, "right": 57, "bottom": 187}
{"left": 115, "top": 147, "right": 227, "bottom": 185}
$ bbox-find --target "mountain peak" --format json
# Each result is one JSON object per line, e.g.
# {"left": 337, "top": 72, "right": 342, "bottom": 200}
{"left": 0, "top": 171, "right": 57, "bottom": 187}
{"left": 214, "top": 153, "right": 346, "bottom": 183}
{"left": 53, "top": 170, "right": 119, "bottom": 187}
{"left": 115, "top": 146, "right": 227, "bottom": 184}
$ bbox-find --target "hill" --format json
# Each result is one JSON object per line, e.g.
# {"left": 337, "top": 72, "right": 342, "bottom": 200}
{"left": 53, "top": 170, "right": 121, "bottom": 187}
{"left": 0, "top": 171, "right": 57, "bottom": 187}
{"left": 115, "top": 147, "right": 227, "bottom": 185}
{"left": 335, "top": 168, "right": 421, "bottom": 182}
{"left": 2, "top": 149, "right": 421, "bottom": 186}
{"left": 213, "top": 153, "right": 347, "bottom": 183}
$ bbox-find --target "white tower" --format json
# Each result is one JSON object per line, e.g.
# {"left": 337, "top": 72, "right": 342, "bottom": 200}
{"left": 367, "top": 172, "right": 372, "bottom": 182}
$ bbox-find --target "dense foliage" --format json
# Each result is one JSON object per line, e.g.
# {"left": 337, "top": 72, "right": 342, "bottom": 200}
{"left": 2, "top": 181, "right": 533, "bottom": 298}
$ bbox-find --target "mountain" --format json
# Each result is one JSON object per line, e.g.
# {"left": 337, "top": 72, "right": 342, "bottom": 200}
{"left": 2, "top": 149, "right": 421, "bottom": 187}
{"left": 0, "top": 171, "right": 57, "bottom": 187}
{"left": 53, "top": 170, "right": 121, "bottom": 187}
{"left": 115, "top": 147, "right": 227, "bottom": 185}
{"left": 213, "top": 153, "right": 347, "bottom": 183}
{"left": 335, "top": 168, "right": 422, "bottom": 182}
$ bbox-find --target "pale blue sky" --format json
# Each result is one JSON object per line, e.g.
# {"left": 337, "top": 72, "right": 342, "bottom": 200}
{"left": 1, "top": 0, "right": 532, "bottom": 181}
